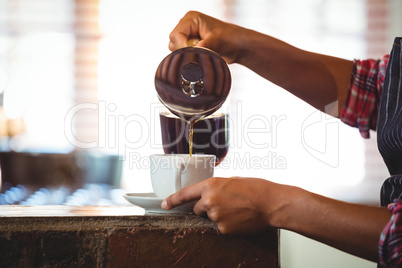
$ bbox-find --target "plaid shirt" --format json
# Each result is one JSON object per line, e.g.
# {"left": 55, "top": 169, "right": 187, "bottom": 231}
{"left": 379, "top": 200, "right": 402, "bottom": 267}
{"left": 340, "top": 56, "right": 402, "bottom": 267}
{"left": 341, "top": 55, "right": 389, "bottom": 138}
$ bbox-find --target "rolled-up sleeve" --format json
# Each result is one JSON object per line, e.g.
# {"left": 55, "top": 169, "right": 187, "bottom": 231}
{"left": 340, "top": 55, "right": 389, "bottom": 138}
{"left": 379, "top": 200, "right": 402, "bottom": 267}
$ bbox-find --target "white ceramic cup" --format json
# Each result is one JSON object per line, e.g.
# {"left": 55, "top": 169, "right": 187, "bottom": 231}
{"left": 150, "top": 154, "right": 216, "bottom": 199}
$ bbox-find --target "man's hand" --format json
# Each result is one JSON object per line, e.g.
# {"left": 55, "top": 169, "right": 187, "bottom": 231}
{"left": 162, "top": 177, "right": 287, "bottom": 235}
{"left": 168, "top": 11, "right": 247, "bottom": 64}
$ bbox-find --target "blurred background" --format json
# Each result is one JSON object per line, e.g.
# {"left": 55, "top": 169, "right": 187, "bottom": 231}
{"left": 0, "top": 0, "right": 401, "bottom": 267}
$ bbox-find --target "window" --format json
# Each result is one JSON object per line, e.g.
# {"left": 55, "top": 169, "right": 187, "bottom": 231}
{"left": 0, "top": 0, "right": 74, "bottom": 152}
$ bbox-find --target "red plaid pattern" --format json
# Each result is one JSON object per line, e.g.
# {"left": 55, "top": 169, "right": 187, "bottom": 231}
{"left": 379, "top": 199, "right": 402, "bottom": 267}
{"left": 341, "top": 55, "right": 389, "bottom": 138}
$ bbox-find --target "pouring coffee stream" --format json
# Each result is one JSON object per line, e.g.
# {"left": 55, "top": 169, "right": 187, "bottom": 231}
{"left": 155, "top": 41, "right": 231, "bottom": 162}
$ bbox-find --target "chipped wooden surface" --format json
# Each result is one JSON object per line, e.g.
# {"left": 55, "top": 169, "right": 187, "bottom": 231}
{"left": 0, "top": 206, "right": 279, "bottom": 267}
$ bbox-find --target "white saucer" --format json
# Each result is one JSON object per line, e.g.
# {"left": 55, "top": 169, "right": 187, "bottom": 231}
{"left": 123, "top": 193, "right": 195, "bottom": 214}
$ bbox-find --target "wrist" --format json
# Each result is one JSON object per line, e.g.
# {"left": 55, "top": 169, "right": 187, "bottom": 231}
{"left": 235, "top": 28, "right": 262, "bottom": 65}
{"left": 265, "top": 184, "right": 310, "bottom": 230}
{"left": 235, "top": 29, "right": 287, "bottom": 75}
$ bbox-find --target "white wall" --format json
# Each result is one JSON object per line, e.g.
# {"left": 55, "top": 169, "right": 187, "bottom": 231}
{"left": 281, "top": 230, "right": 376, "bottom": 268}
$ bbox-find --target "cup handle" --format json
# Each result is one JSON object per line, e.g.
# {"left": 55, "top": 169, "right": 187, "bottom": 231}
{"left": 174, "top": 163, "right": 184, "bottom": 192}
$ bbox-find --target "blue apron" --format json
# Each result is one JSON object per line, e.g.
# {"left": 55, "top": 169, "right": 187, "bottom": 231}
{"left": 377, "top": 37, "right": 402, "bottom": 206}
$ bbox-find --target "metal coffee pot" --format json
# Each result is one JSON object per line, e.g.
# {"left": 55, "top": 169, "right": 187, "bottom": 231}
{"left": 155, "top": 46, "right": 231, "bottom": 121}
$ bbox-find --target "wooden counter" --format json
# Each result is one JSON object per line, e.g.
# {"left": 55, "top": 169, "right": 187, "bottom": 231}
{"left": 0, "top": 205, "right": 279, "bottom": 267}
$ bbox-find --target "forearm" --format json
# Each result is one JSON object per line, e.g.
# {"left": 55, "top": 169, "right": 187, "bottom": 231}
{"left": 169, "top": 11, "right": 354, "bottom": 116}
{"left": 270, "top": 186, "right": 391, "bottom": 262}
{"left": 235, "top": 29, "right": 353, "bottom": 116}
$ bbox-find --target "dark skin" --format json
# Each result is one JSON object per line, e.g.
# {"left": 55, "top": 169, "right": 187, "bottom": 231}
{"left": 163, "top": 11, "right": 391, "bottom": 262}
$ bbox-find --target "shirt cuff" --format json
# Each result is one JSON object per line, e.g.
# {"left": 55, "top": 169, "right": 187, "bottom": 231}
{"left": 340, "top": 56, "right": 388, "bottom": 138}
{"left": 378, "top": 199, "right": 402, "bottom": 267}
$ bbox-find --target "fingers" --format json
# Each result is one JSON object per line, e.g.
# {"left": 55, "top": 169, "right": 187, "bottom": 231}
{"left": 161, "top": 182, "right": 203, "bottom": 210}
{"left": 168, "top": 31, "right": 188, "bottom": 51}
{"left": 169, "top": 12, "right": 198, "bottom": 51}
{"left": 192, "top": 194, "right": 210, "bottom": 217}
{"left": 169, "top": 11, "right": 209, "bottom": 51}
